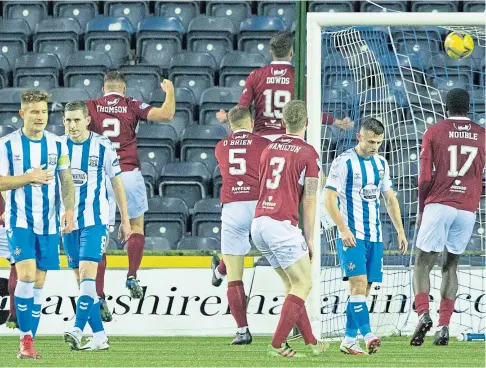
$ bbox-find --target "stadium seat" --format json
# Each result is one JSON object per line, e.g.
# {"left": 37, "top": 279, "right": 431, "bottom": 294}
{"left": 14, "top": 53, "right": 62, "bottom": 90}
{"left": 145, "top": 196, "right": 189, "bottom": 248}
{"left": 0, "top": 113, "right": 23, "bottom": 128}
{"left": 206, "top": 1, "right": 252, "bottom": 30}
{"left": 141, "top": 160, "right": 157, "bottom": 197}
{"left": 463, "top": 1, "right": 486, "bottom": 12}
{"left": 33, "top": 18, "right": 81, "bottom": 68}
{"left": 155, "top": 1, "right": 199, "bottom": 30}
{"left": 136, "top": 17, "right": 184, "bottom": 69}
{"left": 159, "top": 162, "right": 211, "bottom": 208}
{"left": 53, "top": 1, "right": 99, "bottom": 31}
{"left": 467, "top": 237, "right": 483, "bottom": 251}
{"left": 238, "top": 16, "right": 286, "bottom": 62}
{"left": 0, "top": 19, "right": 30, "bottom": 70}
{"left": 219, "top": 51, "right": 266, "bottom": 87}
{"left": 409, "top": 103, "right": 446, "bottom": 127}
{"left": 119, "top": 65, "right": 161, "bottom": 101}
{"left": 323, "top": 66, "right": 357, "bottom": 97}
{"left": 177, "top": 236, "right": 219, "bottom": 251}
{"left": 0, "top": 54, "right": 10, "bottom": 89}
{"left": 45, "top": 125, "right": 65, "bottom": 136}
{"left": 309, "top": 1, "right": 354, "bottom": 12}
{"left": 396, "top": 38, "right": 439, "bottom": 64}
{"left": 104, "top": 1, "right": 149, "bottom": 29}
{"left": 212, "top": 166, "right": 222, "bottom": 198}
{"left": 0, "top": 125, "right": 15, "bottom": 137}
{"left": 49, "top": 88, "right": 90, "bottom": 125}
{"left": 85, "top": 17, "right": 133, "bottom": 67}
{"left": 192, "top": 198, "right": 222, "bottom": 239}
{"left": 126, "top": 87, "right": 145, "bottom": 101}
{"left": 144, "top": 236, "right": 172, "bottom": 251}
{"left": 257, "top": 1, "right": 297, "bottom": 28}
{"left": 137, "top": 123, "right": 177, "bottom": 173}
{"left": 199, "top": 87, "right": 241, "bottom": 125}
{"left": 64, "top": 51, "right": 113, "bottom": 98}
{"left": 181, "top": 125, "right": 227, "bottom": 173}
{"left": 3, "top": 1, "right": 47, "bottom": 33}
{"left": 187, "top": 16, "right": 234, "bottom": 65}
{"left": 411, "top": 1, "right": 458, "bottom": 12}
{"left": 169, "top": 52, "right": 217, "bottom": 102}
{"left": 360, "top": 1, "right": 407, "bottom": 12}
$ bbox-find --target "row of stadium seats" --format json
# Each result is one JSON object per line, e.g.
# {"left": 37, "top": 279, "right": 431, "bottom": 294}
{"left": 0, "top": 1, "right": 484, "bottom": 35}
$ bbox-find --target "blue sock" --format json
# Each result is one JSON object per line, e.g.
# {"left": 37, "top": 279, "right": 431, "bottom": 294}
{"left": 349, "top": 295, "right": 371, "bottom": 337}
{"left": 15, "top": 280, "right": 34, "bottom": 338}
{"left": 31, "top": 288, "right": 43, "bottom": 338}
{"left": 345, "top": 302, "right": 358, "bottom": 339}
{"left": 74, "top": 279, "right": 96, "bottom": 332}
{"left": 88, "top": 296, "right": 104, "bottom": 334}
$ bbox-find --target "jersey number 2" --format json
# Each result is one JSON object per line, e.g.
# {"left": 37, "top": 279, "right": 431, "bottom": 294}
{"left": 266, "top": 157, "right": 285, "bottom": 189}
{"left": 263, "top": 89, "right": 291, "bottom": 119}
{"left": 447, "top": 145, "right": 478, "bottom": 177}
{"left": 229, "top": 148, "right": 246, "bottom": 175}
{"left": 103, "top": 118, "right": 121, "bottom": 149}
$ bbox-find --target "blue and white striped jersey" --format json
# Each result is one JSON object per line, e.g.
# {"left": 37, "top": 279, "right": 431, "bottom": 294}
{"left": 0, "top": 129, "right": 70, "bottom": 235}
{"left": 325, "top": 148, "right": 393, "bottom": 242}
{"left": 61, "top": 132, "right": 121, "bottom": 230}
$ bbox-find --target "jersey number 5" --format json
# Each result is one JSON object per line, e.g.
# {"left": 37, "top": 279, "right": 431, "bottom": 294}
{"left": 229, "top": 148, "right": 246, "bottom": 175}
{"left": 447, "top": 145, "right": 478, "bottom": 177}
{"left": 102, "top": 118, "right": 121, "bottom": 149}
{"left": 266, "top": 157, "right": 285, "bottom": 189}
{"left": 263, "top": 89, "right": 292, "bottom": 119}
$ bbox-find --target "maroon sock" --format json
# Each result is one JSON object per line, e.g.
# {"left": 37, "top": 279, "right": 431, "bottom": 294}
{"left": 127, "top": 234, "right": 145, "bottom": 278}
{"left": 438, "top": 299, "right": 455, "bottom": 326}
{"left": 96, "top": 253, "right": 107, "bottom": 298}
{"left": 272, "top": 294, "right": 305, "bottom": 349}
{"left": 8, "top": 264, "right": 17, "bottom": 316}
{"left": 227, "top": 280, "right": 248, "bottom": 328}
{"left": 296, "top": 307, "right": 317, "bottom": 345}
{"left": 217, "top": 258, "right": 227, "bottom": 276}
{"left": 415, "top": 292, "right": 430, "bottom": 316}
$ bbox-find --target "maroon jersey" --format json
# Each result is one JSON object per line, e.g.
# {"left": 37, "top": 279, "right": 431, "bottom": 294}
{"left": 419, "top": 118, "right": 485, "bottom": 213}
{"left": 215, "top": 131, "right": 270, "bottom": 203}
{"left": 255, "top": 135, "right": 320, "bottom": 226}
{"left": 86, "top": 93, "right": 153, "bottom": 171}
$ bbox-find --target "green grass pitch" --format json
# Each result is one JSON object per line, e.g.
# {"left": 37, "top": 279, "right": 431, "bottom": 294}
{"left": 0, "top": 336, "right": 484, "bottom": 367}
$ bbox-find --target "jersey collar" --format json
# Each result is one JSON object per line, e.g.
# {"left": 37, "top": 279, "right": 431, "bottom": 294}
{"left": 104, "top": 92, "right": 124, "bottom": 97}
{"left": 232, "top": 129, "right": 251, "bottom": 134}
{"left": 282, "top": 134, "right": 304, "bottom": 140}
{"left": 448, "top": 116, "right": 471, "bottom": 120}
{"left": 270, "top": 61, "right": 291, "bottom": 65}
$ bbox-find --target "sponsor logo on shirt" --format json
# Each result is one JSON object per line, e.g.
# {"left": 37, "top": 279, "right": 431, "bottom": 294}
{"left": 454, "top": 123, "right": 472, "bottom": 132}
{"left": 450, "top": 179, "right": 467, "bottom": 194}
{"left": 262, "top": 196, "right": 276, "bottom": 209}
{"left": 347, "top": 262, "right": 356, "bottom": 271}
{"left": 88, "top": 156, "right": 99, "bottom": 167}
{"left": 231, "top": 180, "right": 250, "bottom": 194}
{"left": 359, "top": 184, "right": 379, "bottom": 201}
{"left": 107, "top": 98, "right": 120, "bottom": 106}
{"left": 14, "top": 154, "right": 21, "bottom": 161}
{"left": 71, "top": 168, "right": 88, "bottom": 187}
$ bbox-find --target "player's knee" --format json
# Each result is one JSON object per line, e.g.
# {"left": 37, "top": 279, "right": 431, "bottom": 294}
{"left": 349, "top": 275, "right": 368, "bottom": 295}
{"left": 293, "top": 277, "right": 312, "bottom": 298}
{"left": 130, "top": 216, "right": 144, "bottom": 234}
{"left": 34, "top": 270, "right": 47, "bottom": 288}
{"left": 79, "top": 261, "right": 98, "bottom": 280}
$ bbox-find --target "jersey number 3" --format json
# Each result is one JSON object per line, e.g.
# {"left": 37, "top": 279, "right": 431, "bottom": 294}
{"left": 447, "top": 145, "right": 478, "bottom": 177}
{"left": 103, "top": 118, "right": 121, "bottom": 149}
{"left": 266, "top": 157, "right": 285, "bottom": 189}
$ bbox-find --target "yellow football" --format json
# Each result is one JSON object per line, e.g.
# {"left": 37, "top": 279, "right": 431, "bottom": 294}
{"left": 444, "top": 32, "right": 474, "bottom": 59}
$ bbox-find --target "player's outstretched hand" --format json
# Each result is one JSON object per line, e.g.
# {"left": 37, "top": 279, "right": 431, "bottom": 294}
{"left": 161, "top": 79, "right": 174, "bottom": 93}
{"left": 119, "top": 220, "right": 132, "bottom": 243}
{"left": 340, "top": 227, "right": 356, "bottom": 247}
{"left": 27, "top": 164, "right": 54, "bottom": 185}
{"left": 216, "top": 109, "right": 228, "bottom": 123}
{"left": 397, "top": 231, "right": 408, "bottom": 254}
{"left": 61, "top": 209, "right": 74, "bottom": 234}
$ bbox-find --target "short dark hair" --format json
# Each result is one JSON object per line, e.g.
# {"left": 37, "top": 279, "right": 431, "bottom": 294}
{"left": 104, "top": 70, "right": 126, "bottom": 85}
{"left": 64, "top": 100, "right": 89, "bottom": 118}
{"left": 446, "top": 88, "right": 470, "bottom": 116}
{"left": 228, "top": 105, "right": 251, "bottom": 129}
{"left": 283, "top": 100, "right": 307, "bottom": 133}
{"left": 269, "top": 32, "right": 293, "bottom": 59}
{"left": 360, "top": 118, "right": 385, "bottom": 135}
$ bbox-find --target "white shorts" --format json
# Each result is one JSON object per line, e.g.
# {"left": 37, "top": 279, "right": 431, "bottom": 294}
{"left": 0, "top": 227, "right": 14, "bottom": 263}
{"left": 262, "top": 134, "right": 282, "bottom": 142}
{"left": 221, "top": 200, "right": 257, "bottom": 256}
{"left": 108, "top": 169, "right": 148, "bottom": 225}
{"left": 416, "top": 203, "right": 476, "bottom": 255}
{"left": 250, "top": 216, "right": 308, "bottom": 269}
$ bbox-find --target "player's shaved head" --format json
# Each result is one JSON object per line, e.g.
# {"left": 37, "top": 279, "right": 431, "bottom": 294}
{"left": 65, "top": 100, "right": 89, "bottom": 118}
{"left": 20, "top": 89, "right": 49, "bottom": 109}
{"left": 446, "top": 88, "right": 470, "bottom": 116}
{"left": 228, "top": 105, "right": 252, "bottom": 130}
{"left": 270, "top": 31, "right": 293, "bottom": 60}
{"left": 283, "top": 100, "right": 307, "bottom": 134}
{"left": 360, "top": 118, "right": 385, "bottom": 136}
{"left": 103, "top": 70, "right": 126, "bottom": 94}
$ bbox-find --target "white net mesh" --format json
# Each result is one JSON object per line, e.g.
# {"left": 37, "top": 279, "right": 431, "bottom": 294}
{"left": 318, "top": 24, "right": 485, "bottom": 339}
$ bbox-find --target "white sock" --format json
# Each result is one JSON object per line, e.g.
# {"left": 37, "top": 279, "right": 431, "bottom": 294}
{"left": 72, "top": 327, "right": 82, "bottom": 338}
{"left": 343, "top": 336, "right": 356, "bottom": 344}
{"left": 215, "top": 269, "right": 224, "bottom": 280}
{"left": 364, "top": 332, "right": 375, "bottom": 343}
{"left": 20, "top": 331, "right": 32, "bottom": 339}
{"left": 237, "top": 326, "right": 248, "bottom": 334}
{"left": 94, "top": 331, "right": 107, "bottom": 340}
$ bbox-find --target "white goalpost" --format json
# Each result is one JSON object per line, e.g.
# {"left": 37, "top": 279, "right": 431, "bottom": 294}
{"left": 306, "top": 12, "right": 485, "bottom": 339}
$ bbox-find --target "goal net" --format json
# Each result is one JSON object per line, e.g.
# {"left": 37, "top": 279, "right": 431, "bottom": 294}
{"left": 306, "top": 12, "right": 485, "bottom": 339}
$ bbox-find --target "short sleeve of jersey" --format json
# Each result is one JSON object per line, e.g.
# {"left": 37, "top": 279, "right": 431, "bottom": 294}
{"left": 58, "top": 140, "right": 70, "bottom": 171}
{"left": 103, "top": 140, "right": 122, "bottom": 178}
{"left": 0, "top": 141, "right": 9, "bottom": 176}
{"left": 381, "top": 158, "right": 393, "bottom": 192}
{"left": 238, "top": 72, "right": 254, "bottom": 108}
{"left": 128, "top": 98, "right": 153, "bottom": 120}
{"left": 420, "top": 128, "right": 434, "bottom": 161}
{"left": 325, "top": 157, "right": 347, "bottom": 193}
{"left": 305, "top": 147, "right": 321, "bottom": 179}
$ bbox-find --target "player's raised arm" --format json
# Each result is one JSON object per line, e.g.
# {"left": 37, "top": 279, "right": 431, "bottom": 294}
{"left": 58, "top": 143, "right": 75, "bottom": 234}
{"left": 146, "top": 79, "right": 175, "bottom": 122}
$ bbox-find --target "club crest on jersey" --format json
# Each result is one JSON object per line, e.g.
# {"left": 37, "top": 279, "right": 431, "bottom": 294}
{"left": 88, "top": 155, "right": 99, "bottom": 167}
{"left": 347, "top": 262, "right": 356, "bottom": 271}
{"left": 112, "top": 158, "right": 120, "bottom": 167}
{"left": 48, "top": 153, "right": 57, "bottom": 165}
